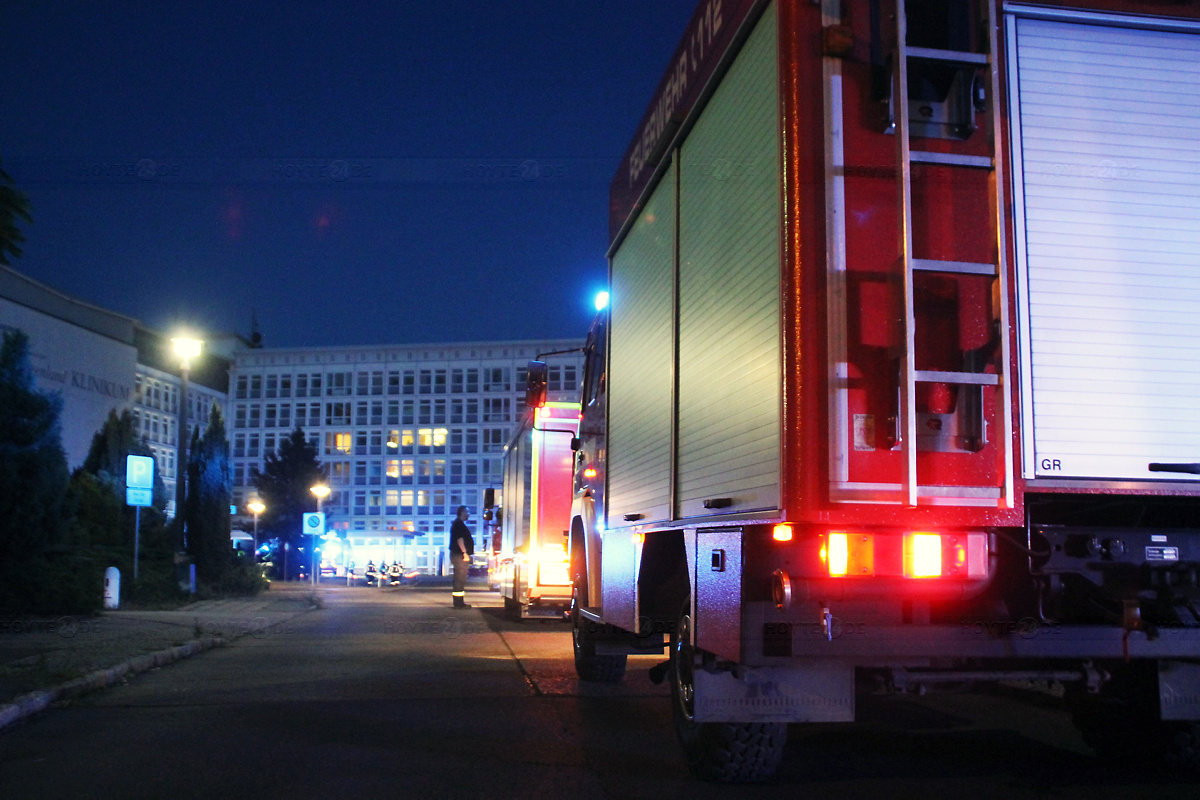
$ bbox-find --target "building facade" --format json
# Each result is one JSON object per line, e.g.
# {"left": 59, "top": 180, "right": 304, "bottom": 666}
{"left": 2, "top": 264, "right": 236, "bottom": 516}
{"left": 1, "top": 265, "right": 140, "bottom": 468}
{"left": 4, "top": 264, "right": 587, "bottom": 570}
{"left": 228, "top": 340, "right": 584, "bottom": 574}
{"left": 131, "top": 328, "right": 239, "bottom": 514}
{"left": 131, "top": 361, "right": 229, "bottom": 512}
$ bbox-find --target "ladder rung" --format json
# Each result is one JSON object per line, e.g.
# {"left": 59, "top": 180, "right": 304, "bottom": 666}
{"left": 911, "top": 151, "right": 993, "bottom": 169}
{"left": 912, "top": 259, "right": 997, "bottom": 276}
{"left": 905, "top": 46, "right": 989, "bottom": 67}
{"left": 916, "top": 485, "right": 1003, "bottom": 500}
{"left": 915, "top": 370, "right": 999, "bottom": 386}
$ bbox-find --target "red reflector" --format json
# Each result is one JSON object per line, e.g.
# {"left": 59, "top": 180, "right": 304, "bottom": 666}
{"left": 966, "top": 533, "right": 988, "bottom": 579}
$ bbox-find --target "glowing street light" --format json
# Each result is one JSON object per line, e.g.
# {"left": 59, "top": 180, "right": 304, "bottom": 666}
{"left": 247, "top": 498, "right": 265, "bottom": 553}
{"left": 170, "top": 336, "right": 203, "bottom": 553}
{"left": 171, "top": 336, "right": 203, "bottom": 367}
{"left": 594, "top": 290, "right": 610, "bottom": 311}
{"left": 309, "top": 484, "right": 330, "bottom": 586}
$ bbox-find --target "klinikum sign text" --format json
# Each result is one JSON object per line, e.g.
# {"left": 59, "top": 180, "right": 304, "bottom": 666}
{"left": 70, "top": 370, "right": 131, "bottom": 400}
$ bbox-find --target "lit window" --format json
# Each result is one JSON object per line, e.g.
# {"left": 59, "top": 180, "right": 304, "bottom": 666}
{"left": 325, "top": 432, "right": 352, "bottom": 455}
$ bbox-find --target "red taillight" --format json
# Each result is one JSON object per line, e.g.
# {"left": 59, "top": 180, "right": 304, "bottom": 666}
{"left": 824, "top": 532, "right": 874, "bottom": 577}
{"left": 827, "top": 532, "right": 848, "bottom": 576}
{"left": 906, "top": 533, "right": 942, "bottom": 578}
{"left": 822, "top": 531, "right": 988, "bottom": 580}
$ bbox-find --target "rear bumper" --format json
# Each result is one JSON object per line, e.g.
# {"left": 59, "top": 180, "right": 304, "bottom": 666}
{"left": 744, "top": 602, "right": 1200, "bottom": 664}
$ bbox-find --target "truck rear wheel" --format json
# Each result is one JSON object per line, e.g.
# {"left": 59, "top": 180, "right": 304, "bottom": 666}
{"left": 1067, "top": 662, "right": 1200, "bottom": 774}
{"left": 669, "top": 601, "right": 787, "bottom": 782}
{"left": 571, "top": 585, "right": 626, "bottom": 683}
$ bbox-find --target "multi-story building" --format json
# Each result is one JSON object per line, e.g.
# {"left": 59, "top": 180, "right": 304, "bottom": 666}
{"left": 130, "top": 327, "right": 237, "bottom": 514}
{"left": 4, "top": 264, "right": 586, "bottom": 566}
{"left": 228, "top": 340, "right": 583, "bottom": 574}
{"left": 1, "top": 264, "right": 233, "bottom": 515}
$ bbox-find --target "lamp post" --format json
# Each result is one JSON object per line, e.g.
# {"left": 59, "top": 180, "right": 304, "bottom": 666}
{"left": 310, "top": 483, "right": 330, "bottom": 586}
{"left": 247, "top": 499, "right": 265, "bottom": 553}
{"left": 170, "top": 337, "right": 203, "bottom": 535}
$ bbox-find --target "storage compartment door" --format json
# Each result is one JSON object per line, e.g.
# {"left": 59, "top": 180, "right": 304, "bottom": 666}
{"left": 1009, "top": 13, "right": 1200, "bottom": 481}
{"left": 676, "top": 5, "right": 782, "bottom": 517}
{"left": 608, "top": 163, "right": 676, "bottom": 526}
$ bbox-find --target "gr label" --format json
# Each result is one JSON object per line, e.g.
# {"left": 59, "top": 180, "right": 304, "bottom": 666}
{"left": 1040, "top": 458, "right": 1062, "bottom": 471}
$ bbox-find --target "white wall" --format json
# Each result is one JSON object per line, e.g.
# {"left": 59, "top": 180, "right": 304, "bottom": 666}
{"left": 1, "top": 298, "right": 138, "bottom": 468}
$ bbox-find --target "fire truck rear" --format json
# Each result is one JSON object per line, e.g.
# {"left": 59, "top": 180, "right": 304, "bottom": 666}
{"left": 491, "top": 400, "right": 579, "bottom": 619}
{"left": 561, "top": 0, "right": 1200, "bottom": 783}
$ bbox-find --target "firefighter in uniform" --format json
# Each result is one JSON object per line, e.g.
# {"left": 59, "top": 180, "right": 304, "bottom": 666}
{"left": 450, "top": 505, "right": 474, "bottom": 608}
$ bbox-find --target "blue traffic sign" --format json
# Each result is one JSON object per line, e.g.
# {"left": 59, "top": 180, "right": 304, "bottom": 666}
{"left": 126, "top": 487, "right": 153, "bottom": 507}
{"left": 126, "top": 455, "right": 155, "bottom": 489}
{"left": 302, "top": 512, "right": 325, "bottom": 535}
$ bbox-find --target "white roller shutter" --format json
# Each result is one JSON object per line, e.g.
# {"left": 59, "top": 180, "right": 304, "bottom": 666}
{"left": 676, "top": 4, "right": 781, "bottom": 517}
{"left": 1008, "top": 12, "right": 1200, "bottom": 481}
{"left": 608, "top": 164, "right": 676, "bottom": 526}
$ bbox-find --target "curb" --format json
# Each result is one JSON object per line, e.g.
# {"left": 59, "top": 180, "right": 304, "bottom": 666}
{"left": 0, "top": 601, "right": 317, "bottom": 732}
{"left": 0, "top": 636, "right": 224, "bottom": 731}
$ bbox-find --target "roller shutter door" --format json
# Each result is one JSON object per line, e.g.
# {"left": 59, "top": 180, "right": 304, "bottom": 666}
{"left": 1009, "top": 12, "right": 1200, "bottom": 481}
{"left": 608, "top": 164, "right": 676, "bottom": 526}
{"left": 676, "top": 4, "right": 781, "bottom": 517}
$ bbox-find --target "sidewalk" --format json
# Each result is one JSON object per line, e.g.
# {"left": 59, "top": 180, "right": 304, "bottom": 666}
{"left": 0, "top": 583, "right": 319, "bottom": 729}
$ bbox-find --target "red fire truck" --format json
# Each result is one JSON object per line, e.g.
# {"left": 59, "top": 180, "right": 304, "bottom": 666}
{"left": 556, "top": 0, "right": 1200, "bottom": 783}
{"left": 490, "top": 401, "right": 579, "bottom": 618}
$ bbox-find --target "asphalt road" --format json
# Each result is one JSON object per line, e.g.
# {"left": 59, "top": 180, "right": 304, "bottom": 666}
{"left": 1, "top": 586, "right": 1197, "bottom": 799}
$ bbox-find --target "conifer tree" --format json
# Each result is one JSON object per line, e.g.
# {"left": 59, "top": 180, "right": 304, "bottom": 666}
{"left": 82, "top": 408, "right": 167, "bottom": 505}
{"left": 0, "top": 330, "right": 71, "bottom": 612}
{"left": 0, "top": 157, "right": 32, "bottom": 266}
{"left": 186, "top": 403, "right": 233, "bottom": 584}
{"left": 253, "top": 426, "right": 324, "bottom": 580}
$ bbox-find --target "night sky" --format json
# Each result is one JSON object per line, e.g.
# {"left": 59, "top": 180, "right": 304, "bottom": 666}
{"left": 0, "top": 1, "right": 698, "bottom": 347}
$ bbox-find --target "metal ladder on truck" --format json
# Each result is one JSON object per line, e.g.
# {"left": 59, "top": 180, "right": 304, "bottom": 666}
{"left": 891, "top": 0, "right": 1015, "bottom": 508}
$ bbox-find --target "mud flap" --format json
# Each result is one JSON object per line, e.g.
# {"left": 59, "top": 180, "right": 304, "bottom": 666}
{"left": 694, "top": 661, "right": 854, "bottom": 723}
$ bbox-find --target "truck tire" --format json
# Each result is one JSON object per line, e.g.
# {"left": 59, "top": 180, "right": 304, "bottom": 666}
{"left": 669, "top": 601, "right": 787, "bottom": 782}
{"left": 570, "top": 586, "right": 627, "bottom": 683}
{"left": 1067, "top": 662, "right": 1200, "bottom": 774}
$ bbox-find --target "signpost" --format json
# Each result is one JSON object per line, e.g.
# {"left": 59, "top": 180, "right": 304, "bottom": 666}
{"left": 126, "top": 455, "right": 155, "bottom": 581}
{"left": 302, "top": 512, "right": 326, "bottom": 535}
{"left": 303, "top": 513, "right": 325, "bottom": 585}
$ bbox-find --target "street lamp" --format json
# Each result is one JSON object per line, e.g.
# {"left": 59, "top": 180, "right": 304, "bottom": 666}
{"left": 171, "top": 336, "right": 203, "bottom": 550}
{"left": 310, "top": 483, "right": 330, "bottom": 586}
{"left": 247, "top": 498, "right": 265, "bottom": 553}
